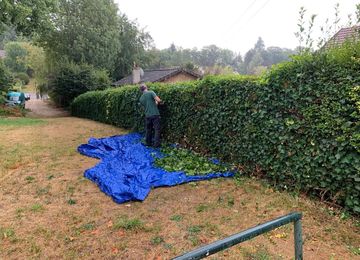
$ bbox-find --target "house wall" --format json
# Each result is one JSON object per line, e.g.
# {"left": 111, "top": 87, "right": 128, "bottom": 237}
{"left": 162, "top": 72, "right": 198, "bottom": 83}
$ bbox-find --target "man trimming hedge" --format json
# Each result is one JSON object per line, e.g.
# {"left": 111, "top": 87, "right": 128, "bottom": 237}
{"left": 139, "top": 84, "right": 162, "bottom": 147}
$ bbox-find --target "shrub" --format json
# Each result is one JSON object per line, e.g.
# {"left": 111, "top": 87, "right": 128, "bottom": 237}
{"left": 14, "top": 72, "right": 30, "bottom": 85}
{"left": 49, "top": 61, "right": 110, "bottom": 107}
{"left": 0, "top": 95, "right": 5, "bottom": 105}
{"left": 0, "top": 60, "right": 13, "bottom": 92}
{"left": 4, "top": 41, "right": 27, "bottom": 73}
{"left": 71, "top": 45, "right": 360, "bottom": 213}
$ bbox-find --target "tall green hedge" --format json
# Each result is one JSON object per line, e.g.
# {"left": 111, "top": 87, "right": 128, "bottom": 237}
{"left": 72, "top": 46, "right": 360, "bottom": 213}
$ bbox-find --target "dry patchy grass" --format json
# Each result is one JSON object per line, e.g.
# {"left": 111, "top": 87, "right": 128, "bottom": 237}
{"left": 0, "top": 117, "right": 359, "bottom": 260}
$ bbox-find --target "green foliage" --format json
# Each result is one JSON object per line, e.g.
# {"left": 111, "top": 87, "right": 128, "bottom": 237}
{"left": 0, "top": 118, "right": 44, "bottom": 126}
{"left": 0, "top": 24, "right": 17, "bottom": 49}
{"left": 146, "top": 41, "right": 295, "bottom": 76}
{"left": 0, "top": 0, "right": 57, "bottom": 36}
{"left": 0, "top": 60, "right": 12, "bottom": 92}
{"left": 113, "top": 14, "right": 153, "bottom": 79}
{"left": 187, "top": 225, "right": 203, "bottom": 234}
{"left": 154, "top": 146, "right": 230, "bottom": 176}
{"left": 72, "top": 44, "right": 360, "bottom": 214}
{"left": 170, "top": 215, "right": 183, "bottom": 222}
{"left": 67, "top": 199, "right": 76, "bottom": 205}
{"left": 350, "top": 86, "right": 360, "bottom": 153}
{"left": 113, "top": 215, "right": 144, "bottom": 231}
{"left": 150, "top": 236, "right": 164, "bottom": 245}
{"left": 30, "top": 203, "right": 44, "bottom": 212}
{"left": 49, "top": 61, "right": 110, "bottom": 107}
{"left": 0, "top": 227, "right": 16, "bottom": 242}
{"left": 20, "top": 42, "right": 47, "bottom": 85}
{"left": 41, "top": 0, "right": 120, "bottom": 74}
{"left": 14, "top": 72, "right": 30, "bottom": 85}
{"left": 4, "top": 41, "right": 28, "bottom": 73}
{"left": 243, "top": 37, "right": 295, "bottom": 75}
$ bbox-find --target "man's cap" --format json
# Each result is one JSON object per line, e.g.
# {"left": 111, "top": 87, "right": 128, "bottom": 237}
{"left": 139, "top": 84, "right": 147, "bottom": 92}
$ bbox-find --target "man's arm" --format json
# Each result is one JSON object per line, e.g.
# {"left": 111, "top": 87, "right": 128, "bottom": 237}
{"left": 155, "top": 95, "right": 161, "bottom": 105}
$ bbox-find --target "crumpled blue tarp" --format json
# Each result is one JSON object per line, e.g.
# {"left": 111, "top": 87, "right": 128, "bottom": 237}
{"left": 78, "top": 133, "right": 234, "bottom": 203}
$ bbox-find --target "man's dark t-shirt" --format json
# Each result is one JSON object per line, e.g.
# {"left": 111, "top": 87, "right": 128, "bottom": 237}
{"left": 139, "top": 91, "right": 160, "bottom": 117}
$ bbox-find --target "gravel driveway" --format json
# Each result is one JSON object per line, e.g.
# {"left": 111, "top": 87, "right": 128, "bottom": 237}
{"left": 26, "top": 94, "right": 69, "bottom": 118}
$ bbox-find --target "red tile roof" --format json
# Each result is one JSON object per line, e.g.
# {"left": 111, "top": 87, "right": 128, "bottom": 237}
{"left": 324, "top": 26, "right": 360, "bottom": 48}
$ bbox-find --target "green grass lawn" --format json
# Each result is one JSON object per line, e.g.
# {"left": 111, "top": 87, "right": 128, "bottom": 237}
{"left": 0, "top": 117, "right": 359, "bottom": 259}
{"left": 0, "top": 117, "right": 45, "bottom": 127}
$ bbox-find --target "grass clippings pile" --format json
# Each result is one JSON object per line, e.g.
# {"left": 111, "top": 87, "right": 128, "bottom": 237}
{"left": 154, "top": 145, "right": 231, "bottom": 176}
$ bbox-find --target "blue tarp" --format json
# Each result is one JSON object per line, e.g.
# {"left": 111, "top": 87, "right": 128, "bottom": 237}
{"left": 78, "top": 133, "right": 234, "bottom": 203}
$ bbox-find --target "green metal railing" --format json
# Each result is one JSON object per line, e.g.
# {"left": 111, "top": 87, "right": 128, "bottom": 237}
{"left": 173, "top": 212, "right": 303, "bottom": 260}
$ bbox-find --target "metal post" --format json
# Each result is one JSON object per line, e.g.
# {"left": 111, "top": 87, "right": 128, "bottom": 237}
{"left": 294, "top": 219, "right": 303, "bottom": 260}
{"left": 173, "top": 212, "right": 303, "bottom": 260}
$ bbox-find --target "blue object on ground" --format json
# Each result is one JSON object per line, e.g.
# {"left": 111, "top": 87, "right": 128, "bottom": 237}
{"left": 78, "top": 133, "right": 234, "bottom": 203}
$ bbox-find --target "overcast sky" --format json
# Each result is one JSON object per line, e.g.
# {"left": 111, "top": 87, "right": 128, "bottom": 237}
{"left": 114, "top": 0, "right": 359, "bottom": 54}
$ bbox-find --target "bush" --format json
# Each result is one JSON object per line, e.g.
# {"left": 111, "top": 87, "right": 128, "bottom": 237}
{"left": 49, "top": 61, "right": 111, "bottom": 107}
{"left": 14, "top": 72, "right": 30, "bottom": 85}
{"left": 0, "top": 95, "right": 5, "bottom": 105}
{"left": 71, "top": 45, "right": 360, "bottom": 214}
{"left": 4, "top": 41, "right": 27, "bottom": 73}
{"left": 0, "top": 60, "right": 13, "bottom": 92}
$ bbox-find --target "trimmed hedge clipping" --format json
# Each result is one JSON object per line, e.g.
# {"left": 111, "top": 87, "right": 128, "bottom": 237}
{"left": 72, "top": 45, "right": 360, "bottom": 213}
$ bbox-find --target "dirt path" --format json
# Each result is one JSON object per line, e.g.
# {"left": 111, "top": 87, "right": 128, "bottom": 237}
{"left": 26, "top": 94, "right": 69, "bottom": 118}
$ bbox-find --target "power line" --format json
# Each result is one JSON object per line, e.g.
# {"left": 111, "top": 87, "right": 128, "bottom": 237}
{"left": 227, "top": 0, "right": 259, "bottom": 30}
{"left": 218, "top": 0, "right": 272, "bottom": 47}
{"left": 243, "top": 0, "right": 271, "bottom": 25}
{"left": 212, "top": 0, "right": 272, "bottom": 53}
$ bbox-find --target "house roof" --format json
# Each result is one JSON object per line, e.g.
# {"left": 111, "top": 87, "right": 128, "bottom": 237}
{"left": 112, "top": 67, "right": 202, "bottom": 86}
{"left": 324, "top": 25, "right": 360, "bottom": 48}
{"left": 0, "top": 50, "right": 6, "bottom": 58}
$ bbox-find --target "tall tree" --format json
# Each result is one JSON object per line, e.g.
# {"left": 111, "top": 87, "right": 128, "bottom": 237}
{"left": 243, "top": 38, "right": 295, "bottom": 74}
{"left": 4, "top": 41, "right": 28, "bottom": 73}
{"left": 145, "top": 44, "right": 245, "bottom": 74}
{"left": 0, "top": 0, "right": 57, "bottom": 36}
{"left": 0, "top": 24, "right": 17, "bottom": 49}
{"left": 40, "top": 0, "right": 121, "bottom": 73}
{"left": 21, "top": 42, "right": 47, "bottom": 84}
{"left": 112, "top": 13, "right": 153, "bottom": 79}
{"left": 254, "top": 37, "right": 265, "bottom": 51}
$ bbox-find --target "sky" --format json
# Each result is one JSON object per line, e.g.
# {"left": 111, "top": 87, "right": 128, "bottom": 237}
{"left": 114, "top": 0, "right": 359, "bottom": 55}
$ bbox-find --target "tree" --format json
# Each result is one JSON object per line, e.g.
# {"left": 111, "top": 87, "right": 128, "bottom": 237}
{"left": 4, "top": 41, "right": 28, "bottom": 73}
{"left": 41, "top": 0, "right": 121, "bottom": 73}
{"left": 243, "top": 49, "right": 255, "bottom": 72}
{"left": 21, "top": 42, "right": 47, "bottom": 84}
{"left": 145, "top": 44, "right": 245, "bottom": 74}
{"left": 0, "top": 24, "right": 17, "bottom": 49}
{"left": 112, "top": 13, "right": 153, "bottom": 79}
{"left": 243, "top": 38, "right": 295, "bottom": 74}
{"left": 254, "top": 37, "right": 265, "bottom": 51}
{"left": 0, "top": 0, "right": 57, "bottom": 36}
{"left": 203, "top": 65, "right": 235, "bottom": 75}
{"left": 247, "top": 51, "right": 264, "bottom": 74}
{"left": 263, "top": 47, "right": 294, "bottom": 66}
{"left": 49, "top": 61, "right": 110, "bottom": 107}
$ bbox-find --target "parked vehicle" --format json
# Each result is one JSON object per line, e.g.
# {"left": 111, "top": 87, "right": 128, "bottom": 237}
{"left": 5, "top": 91, "right": 26, "bottom": 108}
{"left": 25, "top": 93, "right": 31, "bottom": 101}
